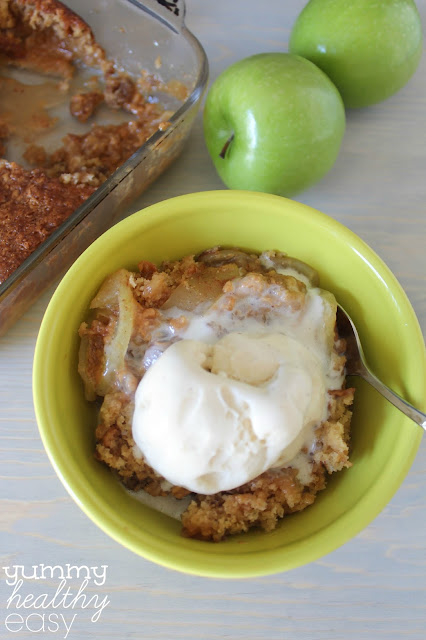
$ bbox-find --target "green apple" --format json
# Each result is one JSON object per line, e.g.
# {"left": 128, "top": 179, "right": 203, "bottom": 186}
{"left": 289, "top": 0, "right": 423, "bottom": 108}
{"left": 203, "top": 53, "right": 345, "bottom": 197}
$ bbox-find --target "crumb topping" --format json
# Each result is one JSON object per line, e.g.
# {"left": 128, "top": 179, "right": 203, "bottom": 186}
{"left": 78, "top": 248, "right": 355, "bottom": 541}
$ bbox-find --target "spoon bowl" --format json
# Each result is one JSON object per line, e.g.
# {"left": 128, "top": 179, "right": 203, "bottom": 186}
{"left": 336, "top": 305, "right": 426, "bottom": 431}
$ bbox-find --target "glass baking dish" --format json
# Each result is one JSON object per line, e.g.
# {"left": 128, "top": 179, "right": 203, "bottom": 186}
{"left": 0, "top": 0, "right": 208, "bottom": 336}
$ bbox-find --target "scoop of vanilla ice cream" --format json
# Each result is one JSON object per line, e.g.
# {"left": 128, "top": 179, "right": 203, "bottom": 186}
{"left": 132, "top": 332, "right": 327, "bottom": 494}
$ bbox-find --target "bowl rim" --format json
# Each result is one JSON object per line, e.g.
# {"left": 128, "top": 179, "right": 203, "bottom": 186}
{"left": 33, "top": 190, "right": 425, "bottom": 578}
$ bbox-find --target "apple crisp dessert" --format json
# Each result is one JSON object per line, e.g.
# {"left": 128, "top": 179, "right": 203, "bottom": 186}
{"left": 0, "top": 0, "right": 171, "bottom": 284}
{"left": 78, "top": 247, "right": 355, "bottom": 541}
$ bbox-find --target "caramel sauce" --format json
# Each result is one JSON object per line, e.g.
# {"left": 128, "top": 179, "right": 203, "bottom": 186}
{"left": 0, "top": 74, "right": 68, "bottom": 142}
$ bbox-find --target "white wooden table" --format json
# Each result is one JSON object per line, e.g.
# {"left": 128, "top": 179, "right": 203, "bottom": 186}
{"left": 1, "top": 1, "right": 425, "bottom": 638}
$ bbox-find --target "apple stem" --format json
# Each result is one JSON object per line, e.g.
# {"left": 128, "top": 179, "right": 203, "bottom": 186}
{"left": 219, "top": 134, "right": 234, "bottom": 159}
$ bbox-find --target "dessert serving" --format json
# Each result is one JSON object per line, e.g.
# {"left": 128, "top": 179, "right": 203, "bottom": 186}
{"left": 78, "top": 246, "right": 355, "bottom": 541}
{"left": 33, "top": 190, "right": 425, "bottom": 573}
{"left": 0, "top": 0, "right": 174, "bottom": 285}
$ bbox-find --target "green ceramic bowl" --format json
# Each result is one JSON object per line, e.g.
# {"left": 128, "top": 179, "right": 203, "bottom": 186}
{"left": 33, "top": 191, "right": 425, "bottom": 578}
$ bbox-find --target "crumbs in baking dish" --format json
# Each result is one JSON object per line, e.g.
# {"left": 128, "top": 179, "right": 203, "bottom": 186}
{"left": 0, "top": 0, "right": 174, "bottom": 284}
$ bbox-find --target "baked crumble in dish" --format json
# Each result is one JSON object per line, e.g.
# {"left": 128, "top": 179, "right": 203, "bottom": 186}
{"left": 0, "top": 0, "right": 173, "bottom": 284}
{"left": 78, "top": 247, "right": 355, "bottom": 542}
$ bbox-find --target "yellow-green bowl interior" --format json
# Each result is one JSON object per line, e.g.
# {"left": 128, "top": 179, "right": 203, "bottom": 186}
{"left": 33, "top": 191, "right": 425, "bottom": 578}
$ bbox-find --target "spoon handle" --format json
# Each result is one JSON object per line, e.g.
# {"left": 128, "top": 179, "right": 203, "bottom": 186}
{"left": 360, "top": 366, "right": 426, "bottom": 431}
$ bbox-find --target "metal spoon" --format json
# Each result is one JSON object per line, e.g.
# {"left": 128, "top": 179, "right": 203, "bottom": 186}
{"left": 336, "top": 304, "right": 426, "bottom": 431}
